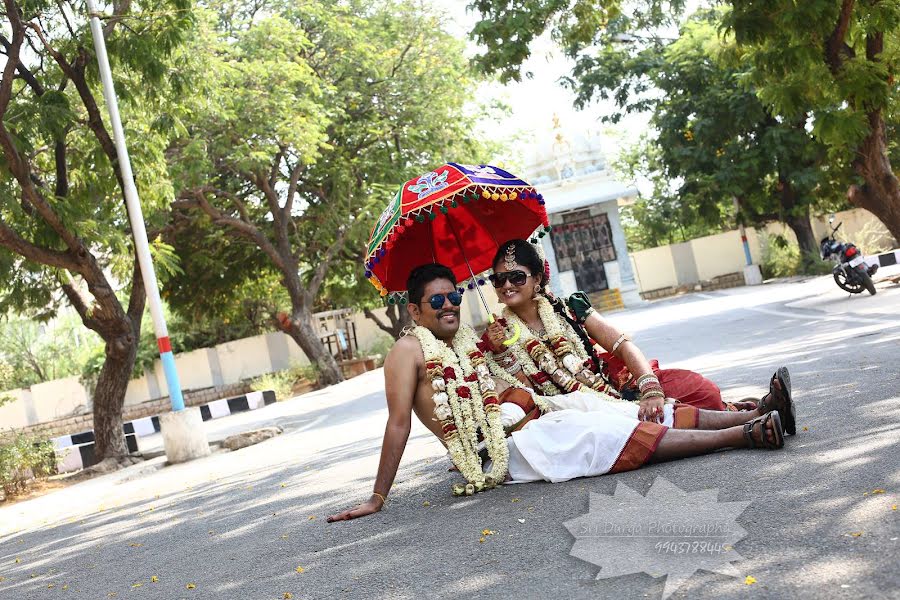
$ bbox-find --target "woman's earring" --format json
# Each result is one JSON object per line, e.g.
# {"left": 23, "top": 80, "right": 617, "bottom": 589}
{"left": 534, "top": 284, "right": 542, "bottom": 294}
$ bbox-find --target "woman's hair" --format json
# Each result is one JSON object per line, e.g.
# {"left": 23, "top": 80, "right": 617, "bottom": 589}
{"left": 493, "top": 239, "right": 596, "bottom": 361}
{"left": 491, "top": 239, "right": 545, "bottom": 284}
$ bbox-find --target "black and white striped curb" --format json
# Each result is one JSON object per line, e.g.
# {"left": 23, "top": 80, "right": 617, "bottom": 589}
{"left": 865, "top": 248, "right": 900, "bottom": 269}
{"left": 51, "top": 389, "right": 276, "bottom": 472}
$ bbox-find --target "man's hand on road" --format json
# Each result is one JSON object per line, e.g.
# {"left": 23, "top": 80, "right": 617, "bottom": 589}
{"left": 326, "top": 495, "right": 384, "bottom": 522}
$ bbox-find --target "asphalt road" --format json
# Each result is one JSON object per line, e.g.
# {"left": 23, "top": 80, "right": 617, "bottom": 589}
{"left": 1, "top": 273, "right": 898, "bottom": 600}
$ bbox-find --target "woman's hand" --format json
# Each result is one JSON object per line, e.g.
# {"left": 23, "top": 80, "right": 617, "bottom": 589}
{"left": 638, "top": 396, "right": 665, "bottom": 423}
{"left": 486, "top": 315, "right": 508, "bottom": 353}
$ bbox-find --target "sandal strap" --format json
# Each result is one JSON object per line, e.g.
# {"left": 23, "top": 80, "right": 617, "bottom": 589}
{"left": 743, "top": 420, "right": 758, "bottom": 449}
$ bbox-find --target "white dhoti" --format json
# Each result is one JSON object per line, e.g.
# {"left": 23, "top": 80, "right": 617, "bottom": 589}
{"left": 501, "top": 390, "right": 678, "bottom": 484}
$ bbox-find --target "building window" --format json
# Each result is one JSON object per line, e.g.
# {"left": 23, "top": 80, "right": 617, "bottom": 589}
{"left": 551, "top": 209, "right": 617, "bottom": 292}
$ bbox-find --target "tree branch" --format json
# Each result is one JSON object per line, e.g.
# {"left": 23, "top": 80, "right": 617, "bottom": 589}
{"left": 285, "top": 161, "right": 304, "bottom": 217}
{"left": 0, "top": 34, "right": 45, "bottom": 95}
{"left": 61, "top": 280, "right": 102, "bottom": 331}
{"left": 825, "top": 0, "right": 856, "bottom": 75}
{"left": 308, "top": 225, "right": 351, "bottom": 297}
{"left": 0, "top": 1, "right": 25, "bottom": 114}
{"left": 363, "top": 307, "right": 394, "bottom": 336}
{"left": 174, "top": 190, "right": 288, "bottom": 273}
{"left": 0, "top": 219, "right": 81, "bottom": 271}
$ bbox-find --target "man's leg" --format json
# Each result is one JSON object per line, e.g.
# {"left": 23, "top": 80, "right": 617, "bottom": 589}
{"left": 649, "top": 415, "right": 781, "bottom": 463}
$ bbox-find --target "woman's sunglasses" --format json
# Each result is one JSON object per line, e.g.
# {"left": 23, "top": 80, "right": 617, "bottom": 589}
{"left": 422, "top": 291, "right": 464, "bottom": 310}
{"left": 489, "top": 270, "right": 529, "bottom": 288}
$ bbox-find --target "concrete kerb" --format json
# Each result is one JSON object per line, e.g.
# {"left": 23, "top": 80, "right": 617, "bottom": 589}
{"left": 160, "top": 407, "right": 211, "bottom": 464}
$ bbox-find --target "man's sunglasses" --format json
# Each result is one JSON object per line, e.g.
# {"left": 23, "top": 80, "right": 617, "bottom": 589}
{"left": 489, "top": 270, "right": 529, "bottom": 288}
{"left": 422, "top": 291, "right": 464, "bottom": 310}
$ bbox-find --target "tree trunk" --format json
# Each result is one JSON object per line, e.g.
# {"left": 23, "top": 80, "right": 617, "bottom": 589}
{"left": 848, "top": 110, "right": 900, "bottom": 245}
{"left": 784, "top": 210, "right": 818, "bottom": 257}
{"left": 282, "top": 308, "right": 344, "bottom": 386}
{"left": 363, "top": 304, "right": 412, "bottom": 340}
{"left": 92, "top": 333, "right": 138, "bottom": 460}
{"left": 777, "top": 177, "right": 819, "bottom": 269}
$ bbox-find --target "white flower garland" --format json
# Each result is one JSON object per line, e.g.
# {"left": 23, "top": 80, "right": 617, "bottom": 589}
{"left": 412, "top": 324, "right": 509, "bottom": 496}
{"left": 488, "top": 296, "right": 623, "bottom": 402}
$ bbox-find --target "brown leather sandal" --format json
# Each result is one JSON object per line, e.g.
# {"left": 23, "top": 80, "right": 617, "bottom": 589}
{"left": 743, "top": 411, "right": 784, "bottom": 450}
{"left": 758, "top": 367, "right": 796, "bottom": 435}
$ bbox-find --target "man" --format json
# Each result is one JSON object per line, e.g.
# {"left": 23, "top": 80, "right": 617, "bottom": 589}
{"left": 327, "top": 263, "right": 793, "bottom": 522}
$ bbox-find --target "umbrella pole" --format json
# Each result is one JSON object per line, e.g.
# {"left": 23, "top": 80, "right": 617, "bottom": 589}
{"left": 445, "top": 217, "right": 493, "bottom": 320}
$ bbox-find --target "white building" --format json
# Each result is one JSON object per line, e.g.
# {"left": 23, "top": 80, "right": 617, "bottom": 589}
{"left": 521, "top": 116, "right": 642, "bottom": 308}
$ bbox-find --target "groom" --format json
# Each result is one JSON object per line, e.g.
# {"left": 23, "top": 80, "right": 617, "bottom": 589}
{"left": 327, "top": 263, "right": 791, "bottom": 522}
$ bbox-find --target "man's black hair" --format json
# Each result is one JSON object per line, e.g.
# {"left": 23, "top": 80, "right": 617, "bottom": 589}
{"left": 407, "top": 263, "right": 456, "bottom": 305}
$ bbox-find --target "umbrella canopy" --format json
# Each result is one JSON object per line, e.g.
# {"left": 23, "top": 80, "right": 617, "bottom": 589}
{"left": 365, "top": 163, "right": 550, "bottom": 303}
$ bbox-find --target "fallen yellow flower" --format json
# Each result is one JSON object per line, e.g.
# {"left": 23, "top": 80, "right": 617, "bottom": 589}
{"left": 745, "top": 576, "right": 756, "bottom": 585}
{"left": 422, "top": 501, "right": 431, "bottom": 507}
{"left": 481, "top": 529, "right": 496, "bottom": 536}
{"left": 283, "top": 593, "right": 294, "bottom": 599}
{"left": 511, "top": 498, "right": 520, "bottom": 503}
{"left": 132, "top": 582, "right": 143, "bottom": 588}
{"left": 47, "top": 584, "right": 55, "bottom": 589}
{"left": 850, "top": 532, "right": 863, "bottom": 538}
{"left": 62, "top": 584, "right": 68, "bottom": 590}
{"left": 308, "top": 515, "right": 316, "bottom": 521}
{"left": 479, "top": 537, "right": 486, "bottom": 543}
{"left": 129, "top": 543, "right": 142, "bottom": 547}
{"left": 14, "top": 558, "right": 20, "bottom": 563}
{"left": 186, "top": 583, "right": 196, "bottom": 589}
{"left": 281, "top": 535, "right": 289, "bottom": 540}
{"left": 295, "top": 566, "right": 304, "bottom": 574}
{"left": 150, "top": 576, "right": 159, "bottom": 583}
{"left": 871, "top": 489, "right": 885, "bottom": 494}
{"left": 892, "top": 505, "right": 897, "bottom": 511}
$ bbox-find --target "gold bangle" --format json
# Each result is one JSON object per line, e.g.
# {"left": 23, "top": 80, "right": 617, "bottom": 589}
{"left": 611, "top": 334, "right": 629, "bottom": 355}
{"left": 372, "top": 492, "right": 387, "bottom": 505}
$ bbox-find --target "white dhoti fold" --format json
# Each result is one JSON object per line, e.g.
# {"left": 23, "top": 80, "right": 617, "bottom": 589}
{"left": 502, "top": 390, "right": 674, "bottom": 484}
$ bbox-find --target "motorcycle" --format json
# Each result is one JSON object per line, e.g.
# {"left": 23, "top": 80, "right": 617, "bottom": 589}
{"left": 820, "top": 218, "right": 878, "bottom": 296}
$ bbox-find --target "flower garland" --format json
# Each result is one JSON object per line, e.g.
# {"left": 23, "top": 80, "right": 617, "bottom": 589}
{"left": 412, "top": 324, "right": 509, "bottom": 496}
{"left": 489, "top": 296, "right": 622, "bottom": 401}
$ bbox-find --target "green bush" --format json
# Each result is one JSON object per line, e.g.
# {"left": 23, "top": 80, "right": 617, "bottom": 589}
{"left": 759, "top": 234, "right": 832, "bottom": 279}
{"left": 0, "top": 434, "right": 57, "bottom": 501}
{"left": 362, "top": 336, "right": 394, "bottom": 367}
{"left": 249, "top": 362, "right": 320, "bottom": 401}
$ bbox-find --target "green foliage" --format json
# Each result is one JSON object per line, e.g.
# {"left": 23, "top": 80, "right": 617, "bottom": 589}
{"left": 469, "top": 0, "right": 687, "bottom": 82}
{"left": 759, "top": 234, "right": 832, "bottom": 279}
{"left": 722, "top": 0, "right": 900, "bottom": 163}
{"left": 0, "top": 433, "right": 57, "bottom": 500}
{"left": 250, "top": 363, "right": 320, "bottom": 400}
{"left": 361, "top": 335, "right": 394, "bottom": 367}
{"left": 165, "top": 0, "right": 496, "bottom": 325}
{"left": 0, "top": 314, "right": 103, "bottom": 391}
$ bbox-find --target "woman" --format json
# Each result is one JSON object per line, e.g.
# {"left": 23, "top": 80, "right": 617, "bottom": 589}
{"left": 481, "top": 239, "right": 759, "bottom": 421}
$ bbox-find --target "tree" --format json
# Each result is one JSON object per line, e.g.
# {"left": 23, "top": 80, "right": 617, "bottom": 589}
{"left": 722, "top": 0, "right": 900, "bottom": 243}
{"left": 168, "top": 0, "right": 491, "bottom": 376}
{"left": 601, "top": 15, "right": 847, "bottom": 258}
{"left": 0, "top": 1, "right": 190, "bottom": 462}
{"left": 468, "top": 3, "right": 871, "bottom": 255}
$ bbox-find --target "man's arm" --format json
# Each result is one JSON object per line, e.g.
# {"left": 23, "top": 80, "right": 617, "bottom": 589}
{"left": 582, "top": 313, "right": 664, "bottom": 422}
{"left": 327, "top": 337, "right": 417, "bottom": 522}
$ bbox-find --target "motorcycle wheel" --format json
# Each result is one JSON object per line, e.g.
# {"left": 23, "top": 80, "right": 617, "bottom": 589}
{"left": 858, "top": 270, "right": 877, "bottom": 295}
{"left": 834, "top": 269, "right": 864, "bottom": 294}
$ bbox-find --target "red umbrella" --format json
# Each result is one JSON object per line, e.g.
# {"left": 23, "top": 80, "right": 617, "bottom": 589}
{"left": 364, "top": 163, "right": 550, "bottom": 311}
